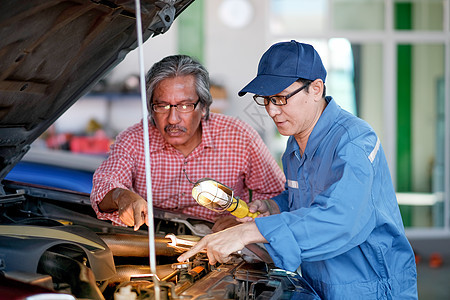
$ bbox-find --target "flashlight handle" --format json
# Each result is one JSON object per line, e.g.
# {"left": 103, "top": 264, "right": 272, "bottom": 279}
{"left": 229, "top": 198, "right": 261, "bottom": 219}
{"left": 247, "top": 211, "right": 260, "bottom": 218}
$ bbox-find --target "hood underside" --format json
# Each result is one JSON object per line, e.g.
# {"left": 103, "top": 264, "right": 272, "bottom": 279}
{"left": 0, "top": 0, "right": 193, "bottom": 182}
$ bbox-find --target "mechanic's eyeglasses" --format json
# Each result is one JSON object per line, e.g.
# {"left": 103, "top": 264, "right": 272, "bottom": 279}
{"left": 253, "top": 83, "right": 310, "bottom": 106}
{"left": 151, "top": 100, "right": 200, "bottom": 113}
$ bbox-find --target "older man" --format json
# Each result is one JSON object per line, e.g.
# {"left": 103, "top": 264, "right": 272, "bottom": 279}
{"left": 90, "top": 55, "right": 285, "bottom": 230}
{"left": 179, "top": 41, "right": 418, "bottom": 299}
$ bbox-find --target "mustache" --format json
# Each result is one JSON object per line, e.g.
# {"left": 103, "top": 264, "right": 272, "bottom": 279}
{"left": 165, "top": 125, "right": 187, "bottom": 133}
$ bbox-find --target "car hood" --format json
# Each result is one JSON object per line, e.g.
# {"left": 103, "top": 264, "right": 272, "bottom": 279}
{"left": 0, "top": 0, "right": 194, "bottom": 182}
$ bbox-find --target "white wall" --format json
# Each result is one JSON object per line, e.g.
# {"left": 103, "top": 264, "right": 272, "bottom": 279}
{"left": 206, "top": 0, "right": 289, "bottom": 160}
{"left": 205, "top": 0, "right": 283, "bottom": 157}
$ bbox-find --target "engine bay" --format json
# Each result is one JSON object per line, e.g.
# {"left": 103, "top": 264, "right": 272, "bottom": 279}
{"left": 0, "top": 182, "right": 319, "bottom": 300}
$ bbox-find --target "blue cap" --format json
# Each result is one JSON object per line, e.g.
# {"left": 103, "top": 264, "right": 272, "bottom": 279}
{"left": 238, "top": 40, "right": 327, "bottom": 97}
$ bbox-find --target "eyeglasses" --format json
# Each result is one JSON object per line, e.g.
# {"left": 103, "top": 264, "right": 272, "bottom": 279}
{"left": 253, "top": 83, "right": 310, "bottom": 106}
{"left": 151, "top": 100, "right": 200, "bottom": 113}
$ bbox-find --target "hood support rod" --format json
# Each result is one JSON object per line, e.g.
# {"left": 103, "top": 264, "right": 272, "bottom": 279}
{"left": 134, "top": 0, "right": 160, "bottom": 299}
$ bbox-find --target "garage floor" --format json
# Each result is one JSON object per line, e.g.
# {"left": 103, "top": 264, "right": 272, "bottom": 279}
{"left": 410, "top": 237, "right": 450, "bottom": 299}
{"left": 417, "top": 259, "right": 450, "bottom": 299}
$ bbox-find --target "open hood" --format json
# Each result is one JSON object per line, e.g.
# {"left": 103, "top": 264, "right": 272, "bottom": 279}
{"left": 0, "top": 0, "right": 194, "bottom": 182}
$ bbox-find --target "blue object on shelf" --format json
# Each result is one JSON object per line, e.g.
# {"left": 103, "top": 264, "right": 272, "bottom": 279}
{"left": 5, "top": 161, "right": 94, "bottom": 194}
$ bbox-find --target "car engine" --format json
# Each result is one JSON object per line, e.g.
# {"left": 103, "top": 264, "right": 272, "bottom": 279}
{"left": 0, "top": 181, "right": 319, "bottom": 300}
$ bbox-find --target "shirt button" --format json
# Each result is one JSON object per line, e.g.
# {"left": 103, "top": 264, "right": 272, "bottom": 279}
{"left": 181, "top": 192, "right": 185, "bottom": 196}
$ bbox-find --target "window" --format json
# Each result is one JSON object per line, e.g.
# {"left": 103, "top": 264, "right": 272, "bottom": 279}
{"left": 269, "top": 0, "right": 449, "bottom": 233}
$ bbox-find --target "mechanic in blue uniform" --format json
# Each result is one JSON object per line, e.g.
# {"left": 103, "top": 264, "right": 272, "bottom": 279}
{"left": 179, "top": 40, "right": 418, "bottom": 299}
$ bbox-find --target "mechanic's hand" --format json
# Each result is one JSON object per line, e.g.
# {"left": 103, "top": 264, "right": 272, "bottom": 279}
{"left": 113, "top": 188, "right": 148, "bottom": 230}
{"left": 212, "top": 215, "right": 240, "bottom": 232}
{"left": 178, "top": 225, "right": 244, "bottom": 265}
{"left": 177, "top": 222, "right": 266, "bottom": 265}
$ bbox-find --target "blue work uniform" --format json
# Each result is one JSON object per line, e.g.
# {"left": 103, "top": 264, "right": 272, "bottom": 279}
{"left": 255, "top": 97, "right": 417, "bottom": 299}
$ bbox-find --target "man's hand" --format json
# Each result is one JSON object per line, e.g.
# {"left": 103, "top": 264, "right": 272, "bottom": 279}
{"left": 177, "top": 222, "right": 266, "bottom": 265}
{"left": 99, "top": 188, "right": 148, "bottom": 230}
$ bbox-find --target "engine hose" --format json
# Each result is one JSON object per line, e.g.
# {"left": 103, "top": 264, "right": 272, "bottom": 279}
{"left": 37, "top": 250, "right": 104, "bottom": 300}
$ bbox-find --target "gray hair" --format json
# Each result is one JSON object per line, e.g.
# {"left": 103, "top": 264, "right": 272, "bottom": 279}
{"left": 146, "top": 55, "right": 213, "bottom": 120}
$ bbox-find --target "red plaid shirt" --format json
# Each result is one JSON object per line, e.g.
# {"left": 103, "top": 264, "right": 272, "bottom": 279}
{"left": 90, "top": 113, "right": 285, "bottom": 226}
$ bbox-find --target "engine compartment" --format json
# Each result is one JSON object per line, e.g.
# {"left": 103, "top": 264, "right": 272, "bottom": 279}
{"left": 0, "top": 181, "right": 319, "bottom": 299}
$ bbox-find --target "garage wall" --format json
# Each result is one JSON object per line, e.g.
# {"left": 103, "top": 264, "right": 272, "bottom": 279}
{"left": 204, "top": 0, "right": 283, "bottom": 158}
